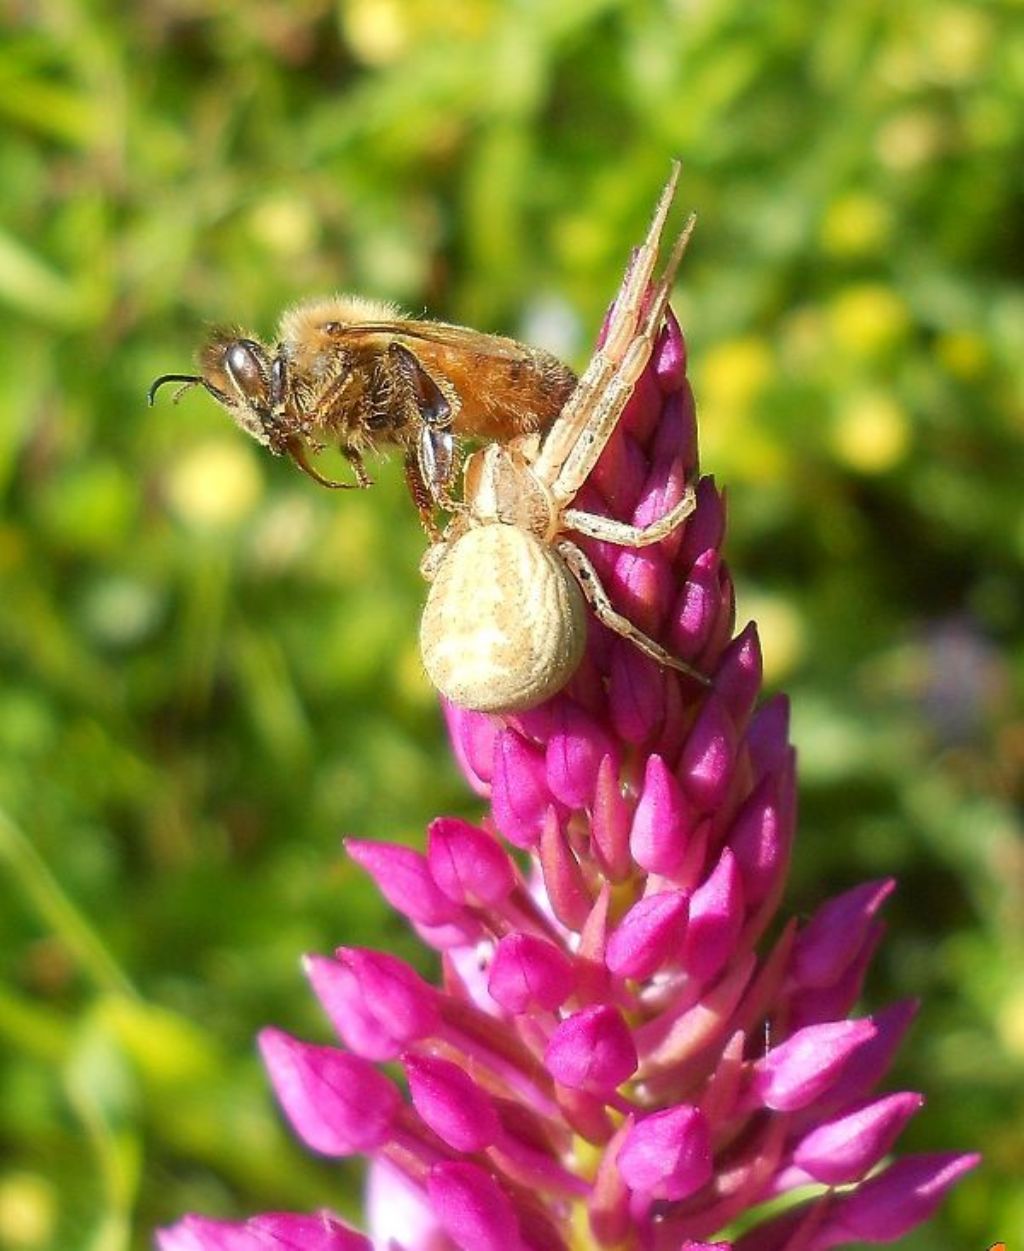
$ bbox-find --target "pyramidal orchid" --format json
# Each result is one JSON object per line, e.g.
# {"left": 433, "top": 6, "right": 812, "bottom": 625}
{"left": 158, "top": 273, "right": 977, "bottom": 1251}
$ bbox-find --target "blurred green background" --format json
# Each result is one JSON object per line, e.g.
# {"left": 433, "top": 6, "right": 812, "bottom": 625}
{"left": 1, "top": 1, "right": 1021, "bottom": 1247}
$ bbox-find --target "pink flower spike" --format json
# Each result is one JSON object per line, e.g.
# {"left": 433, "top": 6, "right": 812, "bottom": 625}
{"left": 682, "top": 847, "right": 744, "bottom": 984}
{"left": 545, "top": 1004, "right": 638, "bottom": 1094}
{"left": 344, "top": 839, "right": 457, "bottom": 927}
{"left": 630, "top": 753, "right": 698, "bottom": 876}
{"left": 246, "top": 1212, "right": 372, "bottom": 1250}
{"left": 427, "top": 817, "right": 517, "bottom": 906}
{"left": 489, "top": 932, "right": 576, "bottom": 1013}
{"left": 790, "top": 879, "right": 896, "bottom": 990}
{"left": 427, "top": 1161, "right": 527, "bottom": 1251}
{"left": 405, "top": 1052, "right": 501, "bottom": 1152}
{"left": 617, "top": 1104, "right": 713, "bottom": 1200}
{"left": 678, "top": 693, "right": 736, "bottom": 812}
{"left": 305, "top": 949, "right": 438, "bottom": 1060}
{"left": 606, "top": 890, "right": 689, "bottom": 980}
{"left": 258, "top": 1028, "right": 399, "bottom": 1155}
{"left": 746, "top": 695, "right": 790, "bottom": 780}
{"left": 815, "top": 999, "right": 918, "bottom": 1111}
{"left": 750, "top": 1018, "right": 877, "bottom": 1112}
{"left": 793, "top": 1092, "right": 925, "bottom": 1185}
{"left": 591, "top": 753, "right": 632, "bottom": 881}
{"left": 821, "top": 1152, "right": 981, "bottom": 1245}
{"left": 608, "top": 640, "right": 667, "bottom": 746}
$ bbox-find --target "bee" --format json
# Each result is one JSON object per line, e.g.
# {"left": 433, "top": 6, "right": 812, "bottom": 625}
{"left": 149, "top": 295, "right": 577, "bottom": 535}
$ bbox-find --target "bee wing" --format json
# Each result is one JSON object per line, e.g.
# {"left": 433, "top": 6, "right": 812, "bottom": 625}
{"left": 329, "top": 320, "right": 543, "bottom": 364}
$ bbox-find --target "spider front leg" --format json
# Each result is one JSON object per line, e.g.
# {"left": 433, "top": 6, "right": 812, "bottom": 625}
{"left": 563, "top": 481, "right": 696, "bottom": 548}
{"left": 555, "top": 538, "right": 711, "bottom": 686}
{"left": 532, "top": 162, "right": 683, "bottom": 485}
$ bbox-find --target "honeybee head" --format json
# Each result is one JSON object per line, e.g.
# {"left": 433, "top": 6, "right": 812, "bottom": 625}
{"left": 149, "top": 329, "right": 290, "bottom": 453}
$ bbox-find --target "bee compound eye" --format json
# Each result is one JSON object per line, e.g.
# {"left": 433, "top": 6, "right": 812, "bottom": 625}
{"left": 224, "top": 340, "right": 267, "bottom": 402}
{"left": 270, "top": 355, "right": 288, "bottom": 407}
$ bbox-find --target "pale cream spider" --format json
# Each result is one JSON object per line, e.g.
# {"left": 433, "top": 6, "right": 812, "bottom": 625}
{"left": 419, "top": 163, "right": 709, "bottom": 713}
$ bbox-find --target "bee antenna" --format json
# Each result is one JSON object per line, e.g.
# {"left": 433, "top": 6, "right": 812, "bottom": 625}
{"left": 148, "top": 373, "right": 202, "bottom": 406}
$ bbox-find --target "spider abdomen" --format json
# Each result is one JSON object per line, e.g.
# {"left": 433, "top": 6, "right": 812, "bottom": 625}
{"left": 420, "top": 524, "right": 588, "bottom": 713}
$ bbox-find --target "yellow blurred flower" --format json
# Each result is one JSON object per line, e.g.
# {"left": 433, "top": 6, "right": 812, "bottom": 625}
{"left": 924, "top": 5, "right": 993, "bottom": 85}
{"left": 876, "top": 110, "right": 945, "bottom": 171}
{"left": 165, "top": 439, "right": 263, "bottom": 531}
{"left": 831, "top": 390, "right": 911, "bottom": 474}
{"left": 0, "top": 1173, "right": 55, "bottom": 1251}
{"left": 937, "top": 330, "right": 989, "bottom": 380}
{"left": 341, "top": 0, "right": 493, "bottom": 65}
{"left": 821, "top": 193, "right": 892, "bottom": 258}
{"left": 740, "top": 590, "right": 806, "bottom": 683}
{"left": 247, "top": 194, "right": 319, "bottom": 259}
{"left": 996, "top": 975, "right": 1024, "bottom": 1059}
{"left": 827, "top": 284, "right": 910, "bottom": 357}
{"left": 701, "top": 335, "right": 774, "bottom": 410}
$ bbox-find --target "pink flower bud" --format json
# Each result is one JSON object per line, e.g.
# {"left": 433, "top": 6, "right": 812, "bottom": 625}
{"left": 426, "top": 1162, "right": 527, "bottom": 1251}
{"left": 427, "top": 817, "right": 517, "bottom": 906}
{"left": 683, "top": 847, "right": 744, "bottom": 984}
{"left": 545, "top": 1005, "right": 638, "bottom": 1093}
{"left": 790, "top": 880, "right": 896, "bottom": 990}
{"left": 606, "top": 890, "right": 689, "bottom": 980}
{"left": 821, "top": 1152, "right": 981, "bottom": 1245}
{"left": 792, "top": 1092, "right": 925, "bottom": 1185}
{"left": 305, "top": 949, "right": 438, "bottom": 1060}
{"left": 258, "top": 1029, "right": 399, "bottom": 1155}
{"left": 546, "top": 701, "right": 619, "bottom": 808}
{"left": 491, "top": 730, "right": 552, "bottom": 848}
{"left": 630, "top": 753, "right": 698, "bottom": 875}
{"left": 405, "top": 1052, "right": 501, "bottom": 1152}
{"left": 489, "top": 932, "right": 575, "bottom": 1013}
{"left": 344, "top": 839, "right": 457, "bottom": 926}
{"left": 618, "top": 1104, "right": 713, "bottom": 1200}
{"left": 750, "top": 1019, "right": 877, "bottom": 1112}
{"left": 678, "top": 693, "right": 736, "bottom": 812}
{"left": 156, "top": 1213, "right": 371, "bottom": 1251}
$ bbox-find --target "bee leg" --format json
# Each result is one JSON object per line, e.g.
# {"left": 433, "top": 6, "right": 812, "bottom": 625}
{"left": 343, "top": 447, "right": 374, "bottom": 489}
{"left": 404, "top": 451, "right": 444, "bottom": 541}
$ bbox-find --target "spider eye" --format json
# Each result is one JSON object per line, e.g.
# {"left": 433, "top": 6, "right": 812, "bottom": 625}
{"left": 224, "top": 340, "right": 268, "bottom": 403}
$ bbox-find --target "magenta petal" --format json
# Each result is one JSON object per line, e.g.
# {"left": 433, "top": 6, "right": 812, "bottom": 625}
{"left": 630, "top": 753, "right": 698, "bottom": 875}
{"left": 427, "top": 1162, "right": 527, "bottom": 1251}
{"left": 491, "top": 729, "right": 552, "bottom": 848}
{"left": 714, "top": 623, "right": 763, "bottom": 727}
{"left": 155, "top": 1216, "right": 254, "bottom": 1251}
{"left": 427, "top": 817, "right": 517, "bottom": 906}
{"left": 822, "top": 1152, "right": 981, "bottom": 1244}
{"left": 606, "top": 890, "right": 689, "bottom": 980}
{"left": 345, "top": 839, "right": 457, "bottom": 926}
{"left": 618, "top": 1104, "right": 713, "bottom": 1200}
{"left": 728, "top": 774, "right": 788, "bottom": 906}
{"left": 545, "top": 1005, "right": 638, "bottom": 1093}
{"left": 792, "top": 1092, "right": 924, "bottom": 1185}
{"left": 246, "top": 1212, "right": 371, "bottom": 1251}
{"left": 608, "top": 640, "right": 667, "bottom": 745}
{"left": 488, "top": 932, "right": 575, "bottom": 1013}
{"left": 442, "top": 702, "right": 497, "bottom": 792}
{"left": 790, "top": 879, "right": 896, "bottom": 990}
{"left": 405, "top": 1052, "right": 501, "bottom": 1152}
{"left": 678, "top": 693, "right": 736, "bottom": 812}
{"left": 546, "top": 701, "right": 619, "bottom": 808}
{"left": 306, "top": 949, "right": 438, "bottom": 1060}
{"left": 258, "top": 1028, "right": 399, "bottom": 1155}
{"left": 750, "top": 1019, "right": 877, "bottom": 1112}
{"left": 683, "top": 847, "right": 744, "bottom": 984}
